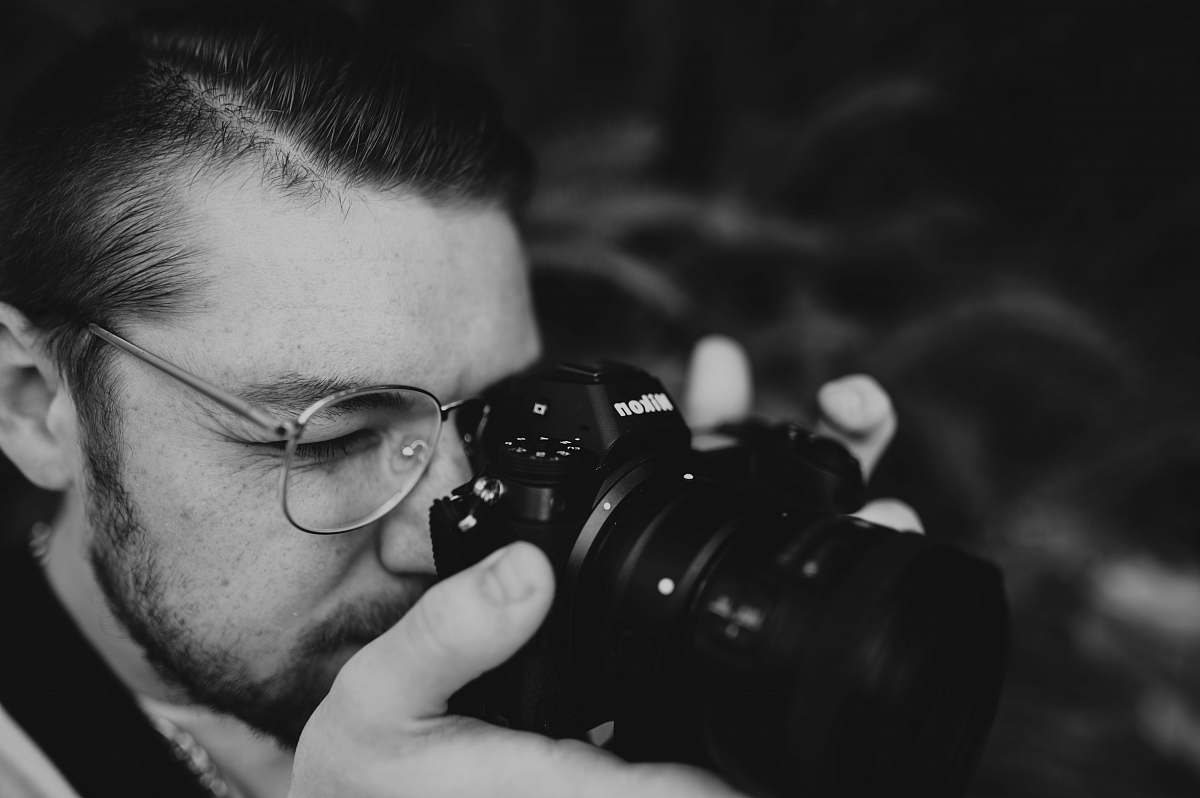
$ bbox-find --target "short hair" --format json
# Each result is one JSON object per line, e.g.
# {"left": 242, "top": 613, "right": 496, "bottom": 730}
{"left": 0, "top": 6, "right": 533, "bottom": 403}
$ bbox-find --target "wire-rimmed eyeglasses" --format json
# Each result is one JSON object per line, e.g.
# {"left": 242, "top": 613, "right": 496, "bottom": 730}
{"left": 88, "top": 323, "right": 477, "bottom": 534}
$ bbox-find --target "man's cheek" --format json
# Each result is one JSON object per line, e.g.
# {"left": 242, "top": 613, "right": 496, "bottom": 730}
{"left": 126, "top": 479, "right": 294, "bottom": 629}
{"left": 117, "top": 441, "right": 365, "bottom": 655}
{"left": 126, "top": 448, "right": 278, "bottom": 552}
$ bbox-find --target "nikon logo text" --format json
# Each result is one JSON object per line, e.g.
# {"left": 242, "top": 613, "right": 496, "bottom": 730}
{"left": 613, "top": 393, "right": 675, "bottom": 417}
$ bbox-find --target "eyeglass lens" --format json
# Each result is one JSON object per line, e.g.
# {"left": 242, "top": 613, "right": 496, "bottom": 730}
{"left": 282, "top": 388, "right": 443, "bottom": 533}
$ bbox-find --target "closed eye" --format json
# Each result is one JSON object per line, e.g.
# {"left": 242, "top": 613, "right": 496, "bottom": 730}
{"left": 289, "top": 428, "right": 382, "bottom": 464}
{"left": 247, "top": 429, "right": 381, "bottom": 465}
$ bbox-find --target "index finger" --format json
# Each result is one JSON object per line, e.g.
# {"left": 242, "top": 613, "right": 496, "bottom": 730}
{"left": 681, "top": 335, "right": 753, "bottom": 430}
{"left": 814, "top": 374, "right": 896, "bottom": 480}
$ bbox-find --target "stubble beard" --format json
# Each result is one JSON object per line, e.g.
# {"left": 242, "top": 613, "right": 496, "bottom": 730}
{"left": 79, "top": 400, "right": 416, "bottom": 749}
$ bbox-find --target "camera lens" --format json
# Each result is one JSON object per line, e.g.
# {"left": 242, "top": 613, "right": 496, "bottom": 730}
{"left": 568, "top": 465, "right": 1007, "bottom": 798}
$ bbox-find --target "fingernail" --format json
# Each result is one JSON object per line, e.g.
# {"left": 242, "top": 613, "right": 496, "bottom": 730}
{"left": 819, "top": 379, "right": 867, "bottom": 430}
{"left": 480, "top": 543, "right": 540, "bottom": 605}
{"left": 821, "top": 375, "right": 890, "bottom": 434}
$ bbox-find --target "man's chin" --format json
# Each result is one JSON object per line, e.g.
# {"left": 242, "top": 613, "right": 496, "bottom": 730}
{"left": 154, "top": 591, "right": 424, "bottom": 750}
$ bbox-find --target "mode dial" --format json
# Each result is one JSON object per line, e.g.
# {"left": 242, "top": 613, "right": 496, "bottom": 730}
{"left": 499, "top": 435, "right": 588, "bottom": 483}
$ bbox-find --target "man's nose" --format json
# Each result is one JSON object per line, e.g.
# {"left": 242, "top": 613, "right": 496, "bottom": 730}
{"left": 374, "top": 429, "right": 473, "bottom": 575}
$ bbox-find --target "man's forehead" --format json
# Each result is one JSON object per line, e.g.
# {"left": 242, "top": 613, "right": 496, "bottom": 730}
{"left": 187, "top": 173, "right": 509, "bottom": 308}
{"left": 138, "top": 167, "right": 537, "bottom": 396}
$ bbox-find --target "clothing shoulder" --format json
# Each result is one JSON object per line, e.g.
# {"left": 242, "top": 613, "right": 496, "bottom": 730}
{"left": 0, "top": 703, "right": 82, "bottom": 798}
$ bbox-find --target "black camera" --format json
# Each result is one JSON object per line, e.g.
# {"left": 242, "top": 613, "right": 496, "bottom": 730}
{"left": 430, "top": 362, "right": 1007, "bottom": 798}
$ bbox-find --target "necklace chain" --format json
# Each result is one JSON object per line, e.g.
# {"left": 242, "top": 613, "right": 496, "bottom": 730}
{"left": 148, "top": 712, "right": 240, "bottom": 798}
{"left": 28, "top": 521, "right": 51, "bottom": 565}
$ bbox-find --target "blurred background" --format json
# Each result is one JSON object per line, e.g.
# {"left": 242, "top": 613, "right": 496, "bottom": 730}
{"left": 3, "top": 1, "right": 1199, "bottom": 795}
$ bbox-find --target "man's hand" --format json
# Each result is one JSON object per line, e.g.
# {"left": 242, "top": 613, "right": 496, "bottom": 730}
{"left": 290, "top": 542, "right": 744, "bottom": 798}
{"left": 682, "top": 334, "right": 923, "bottom": 533}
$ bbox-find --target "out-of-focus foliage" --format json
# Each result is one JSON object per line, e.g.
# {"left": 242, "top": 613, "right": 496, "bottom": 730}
{"left": 2, "top": 2, "right": 1199, "bottom": 795}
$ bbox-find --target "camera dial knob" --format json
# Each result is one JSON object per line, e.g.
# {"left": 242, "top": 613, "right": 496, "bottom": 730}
{"left": 450, "top": 476, "right": 508, "bottom": 533}
{"left": 472, "top": 476, "right": 506, "bottom": 505}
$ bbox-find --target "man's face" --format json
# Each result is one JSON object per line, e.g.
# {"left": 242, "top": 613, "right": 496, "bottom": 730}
{"left": 85, "top": 170, "right": 540, "bottom": 746}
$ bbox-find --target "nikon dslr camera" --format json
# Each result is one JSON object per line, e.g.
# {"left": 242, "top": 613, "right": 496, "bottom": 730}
{"left": 430, "top": 362, "right": 1007, "bottom": 798}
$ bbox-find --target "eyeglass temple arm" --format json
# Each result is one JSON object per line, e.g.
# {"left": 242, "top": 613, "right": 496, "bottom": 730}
{"left": 87, "top": 324, "right": 290, "bottom": 436}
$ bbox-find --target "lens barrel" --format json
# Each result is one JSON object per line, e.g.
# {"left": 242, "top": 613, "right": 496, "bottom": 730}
{"left": 569, "top": 468, "right": 1007, "bottom": 798}
{"left": 698, "top": 519, "right": 1007, "bottom": 797}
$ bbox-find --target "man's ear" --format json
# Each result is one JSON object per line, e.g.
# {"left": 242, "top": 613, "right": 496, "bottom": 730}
{"left": 0, "top": 303, "right": 78, "bottom": 491}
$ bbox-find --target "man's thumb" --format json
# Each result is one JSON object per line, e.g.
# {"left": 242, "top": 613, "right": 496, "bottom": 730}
{"left": 338, "top": 541, "right": 555, "bottom": 721}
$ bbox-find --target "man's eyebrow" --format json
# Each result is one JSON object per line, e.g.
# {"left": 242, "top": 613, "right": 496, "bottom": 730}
{"left": 235, "top": 373, "right": 384, "bottom": 417}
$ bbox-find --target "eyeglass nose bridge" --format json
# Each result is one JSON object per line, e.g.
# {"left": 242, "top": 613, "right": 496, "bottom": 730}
{"left": 441, "top": 397, "right": 490, "bottom": 465}
{"left": 439, "top": 397, "right": 472, "bottom": 418}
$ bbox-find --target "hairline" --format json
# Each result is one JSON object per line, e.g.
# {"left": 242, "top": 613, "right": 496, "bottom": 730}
{"left": 80, "top": 153, "right": 511, "bottom": 425}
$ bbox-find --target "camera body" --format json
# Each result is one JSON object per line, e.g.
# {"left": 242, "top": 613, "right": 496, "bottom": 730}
{"left": 430, "top": 362, "right": 1007, "bottom": 798}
